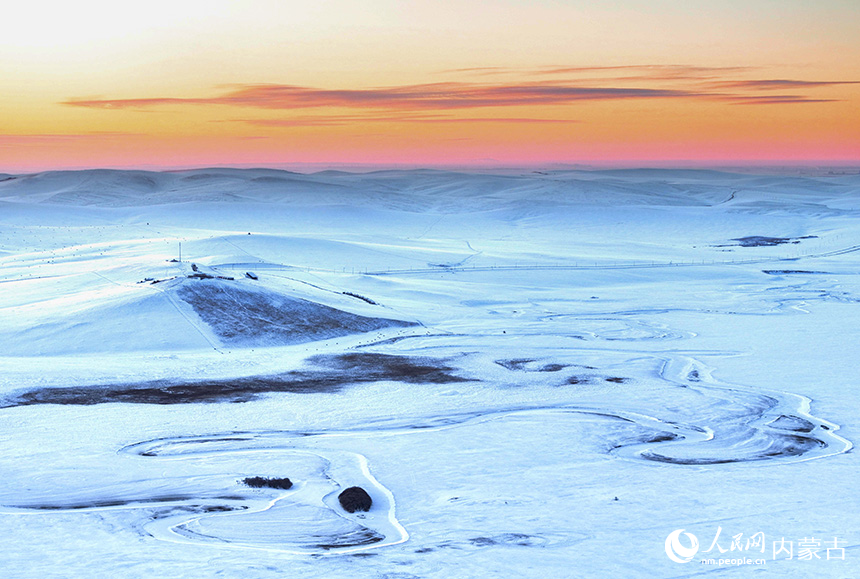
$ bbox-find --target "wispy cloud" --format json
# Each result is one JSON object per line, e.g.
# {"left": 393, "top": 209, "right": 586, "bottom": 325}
{"left": 534, "top": 64, "right": 756, "bottom": 80}
{"left": 441, "top": 64, "right": 757, "bottom": 80}
{"left": 728, "top": 96, "right": 838, "bottom": 105}
{"left": 708, "top": 79, "right": 860, "bottom": 91}
{"left": 63, "top": 97, "right": 193, "bottom": 110}
{"left": 237, "top": 114, "right": 582, "bottom": 127}
{"left": 64, "top": 82, "right": 702, "bottom": 111}
{"left": 63, "top": 68, "right": 854, "bottom": 116}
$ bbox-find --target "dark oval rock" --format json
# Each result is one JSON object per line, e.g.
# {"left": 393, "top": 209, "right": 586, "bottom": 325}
{"left": 338, "top": 486, "right": 372, "bottom": 513}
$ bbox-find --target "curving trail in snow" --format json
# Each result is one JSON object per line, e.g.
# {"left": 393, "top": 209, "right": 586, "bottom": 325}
{"left": 609, "top": 354, "right": 853, "bottom": 465}
{"left": 100, "top": 351, "right": 851, "bottom": 555}
{"left": 111, "top": 442, "right": 409, "bottom": 555}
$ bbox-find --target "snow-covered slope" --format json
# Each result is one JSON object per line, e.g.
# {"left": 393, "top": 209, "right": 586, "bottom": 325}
{"left": 1, "top": 168, "right": 859, "bottom": 578}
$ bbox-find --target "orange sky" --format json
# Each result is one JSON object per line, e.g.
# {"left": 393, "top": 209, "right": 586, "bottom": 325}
{"left": 2, "top": 1, "right": 859, "bottom": 171}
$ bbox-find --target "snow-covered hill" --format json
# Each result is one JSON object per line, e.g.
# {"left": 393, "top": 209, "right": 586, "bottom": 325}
{"left": 1, "top": 168, "right": 859, "bottom": 578}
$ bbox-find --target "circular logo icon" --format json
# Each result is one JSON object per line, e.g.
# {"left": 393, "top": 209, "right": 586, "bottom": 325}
{"left": 665, "top": 529, "right": 699, "bottom": 563}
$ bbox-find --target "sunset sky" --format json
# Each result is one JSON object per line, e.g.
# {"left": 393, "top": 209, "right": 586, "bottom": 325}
{"left": 2, "top": 0, "right": 859, "bottom": 172}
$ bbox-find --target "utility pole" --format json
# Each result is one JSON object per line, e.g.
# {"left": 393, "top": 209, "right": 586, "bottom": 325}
{"left": 179, "top": 242, "right": 182, "bottom": 263}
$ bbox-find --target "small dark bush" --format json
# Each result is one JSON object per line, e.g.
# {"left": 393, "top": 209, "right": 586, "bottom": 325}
{"left": 342, "top": 291, "right": 376, "bottom": 305}
{"left": 339, "top": 486, "right": 372, "bottom": 512}
{"left": 242, "top": 476, "right": 293, "bottom": 489}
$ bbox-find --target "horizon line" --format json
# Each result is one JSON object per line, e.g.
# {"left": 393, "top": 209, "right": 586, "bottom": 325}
{"left": 3, "top": 159, "right": 860, "bottom": 176}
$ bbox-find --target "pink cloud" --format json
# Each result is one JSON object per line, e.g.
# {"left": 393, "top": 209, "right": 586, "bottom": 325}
{"left": 61, "top": 69, "right": 854, "bottom": 116}
{"left": 708, "top": 79, "right": 859, "bottom": 91}
{"left": 64, "top": 82, "right": 701, "bottom": 111}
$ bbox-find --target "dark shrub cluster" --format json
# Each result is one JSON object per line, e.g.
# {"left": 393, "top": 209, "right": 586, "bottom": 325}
{"left": 342, "top": 291, "right": 376, "bottom": 305}
{"left": 339, "top": 486, "right": 372, "bottom": 513}
{"left": 242, "top": 476, "right": 293, "bottom": 489}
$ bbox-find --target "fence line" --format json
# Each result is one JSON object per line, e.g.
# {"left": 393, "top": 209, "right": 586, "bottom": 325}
{"left": 212, "top": 242, "right": 860, "bottom": 278}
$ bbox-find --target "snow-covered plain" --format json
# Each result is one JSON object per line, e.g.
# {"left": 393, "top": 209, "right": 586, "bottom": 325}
{"left": 1, "top": 168, "right": 859, "bottom": 578}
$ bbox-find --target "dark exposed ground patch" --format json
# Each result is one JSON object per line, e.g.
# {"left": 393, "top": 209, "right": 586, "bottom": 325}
{"left": 604, "top": 377, "right": 628, "bottom": 383}
{"left": 176, "top": 279, "right": 414, "bottom": 347}
{"left": 155, "top": 504, "right": 245, "bottom": 517}
{"left": 767, "top": 414, "right": 815, "bottom": 433}
{"left": 646, "top": 432, "right": 680, "bottom": 444}
{"left": 468, "top": 533, "right": 544, "bottom": 547}
{"left": 495, "top": 359, "right": 568, "bottom": 372}
{"left": 356, "top": 333, "right": 458, "bottom": 349}
{"left": 308, "top": 352, "right": 466, "bottom": 383}
{"left": 495, "top": 358, "right": 534, "bottom": 370}
{"left": 187, "top": 272, "right": 234, "bottom": 281}
{"left": 762, "top": 270, "right": 827, "bottom": 275}
{"left": 420, "top": 533, "right": 549, "bottom": 553}
{"left": 607, "top": 427, "right": 680, "bottom": 451}
{"left": 4, "top": 353, "right": 470, "bottom": 407}
{"left": 538, "top": 363, "right": 566, "bottom": 372}
{"left": 242, "top": 476, "right": 293, "bottom": 490}
{"left": 21, "top": 495, "right": 195, "bottom": 510}
{"left": 566, "top": 376, "right": 591, "bottom": 385}
{"left": 316, "top": 528, "right": 384, "bottom": 550}
{"left": 641, "top": 434, "right": 824, "bottom": 464}
{"left": 719, "top": 235, "right": 817, "bottom": 248}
